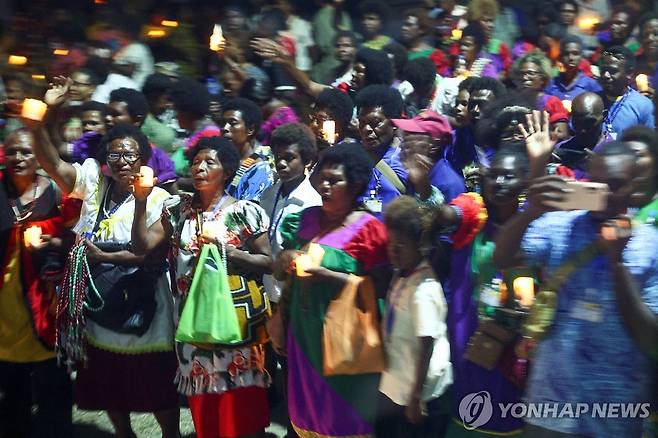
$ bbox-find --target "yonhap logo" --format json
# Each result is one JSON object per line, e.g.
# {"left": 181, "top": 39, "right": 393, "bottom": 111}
{"left": 459, "top": 391, "right": 493, "bottom": 430}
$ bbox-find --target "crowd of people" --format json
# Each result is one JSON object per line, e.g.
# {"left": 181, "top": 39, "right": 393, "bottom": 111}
{"left": 0, "top": 0, "right": 657, "bottom": 437}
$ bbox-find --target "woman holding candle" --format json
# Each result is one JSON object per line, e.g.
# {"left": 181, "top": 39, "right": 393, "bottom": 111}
{"left": 273, "top": 143, "right": 390, "bottom": 437}
{"left": 28, "top": 80, "right": 181, "bottom": 438}
{"left": 170, "top": 136, "right": 273, "bottom": 438}
{"left": 422, "top": 115, "right": 554, "bottom": 437}
{"left": 0, "top": 128, "right": 80, "bottom": 438}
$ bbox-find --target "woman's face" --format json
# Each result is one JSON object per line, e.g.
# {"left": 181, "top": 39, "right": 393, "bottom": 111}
{"left": 459, "top": 36, "right": 479, "bottom": 62}
{"left": 478, "top": 14, "right": 495, "bottom": 39}
{"left": 312, "top": 162, "right": 355, "bottom": 213}
{"left": 358, "top": 106, "right": 395, "bottom": 151}
{"left": 482, "top": 155, "right": 526, "bottom": 207}
{"left": 191, "top": 148, "right": 231, "bottom": 192}
{"left": 70, "top": 71, "right": 96, "bottom": 103}
{"left": 221, "top": 70, "right": 244, "bottom": 98}
{"left": 351, "top": 62, "right": 367, "bottom": 91}
{"left": 627, "top": 140, "right": 657, "bottom": 207}
{"left": 106, "top": 137, "right": 143, "bottom": 185}
{"left": 221, "top": 110, "right": 252, "bottom": 147}
{"left": 5, "top": 131, "right": 38, "bottom": 179}
{"left": 454, "top": 89, "right": 471, "bottom": 127}
{"left": 518, "top": 61, "right": 546, "bottom": 91}
{"left": 335, "top": 36, "right": 357, "bottom": 64}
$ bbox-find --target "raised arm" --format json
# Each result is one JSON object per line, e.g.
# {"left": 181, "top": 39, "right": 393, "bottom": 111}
{"left": 251, "top": 38, "right": 329, "bottom": 99}
{"left": 24, "top": 78, "right": 77, "bottom": 193}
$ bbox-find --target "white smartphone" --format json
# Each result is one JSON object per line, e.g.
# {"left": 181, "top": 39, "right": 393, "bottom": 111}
{"left": 545, "top": 181, "right": 610, "bottom": 212}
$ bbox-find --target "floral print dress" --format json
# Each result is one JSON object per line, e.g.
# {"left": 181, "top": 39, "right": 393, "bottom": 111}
{"left": 172, "top": 194, "right": 271, "bottom": 396}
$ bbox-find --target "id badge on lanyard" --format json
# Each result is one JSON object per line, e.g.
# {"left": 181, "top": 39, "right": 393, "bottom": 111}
{"left": 364, "top": 180, "right": 383, "bottom": 214}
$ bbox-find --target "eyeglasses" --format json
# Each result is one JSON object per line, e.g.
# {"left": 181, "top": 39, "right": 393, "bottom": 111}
{"left": 107, "top": 152, "right": 140, "bottom": 164}
{"left": 519, "top": 70, "right": 543, "bottom": 79}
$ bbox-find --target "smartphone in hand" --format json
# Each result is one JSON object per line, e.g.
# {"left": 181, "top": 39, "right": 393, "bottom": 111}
{"left": 546, "top": 181, "right": 610, "bottom": 212}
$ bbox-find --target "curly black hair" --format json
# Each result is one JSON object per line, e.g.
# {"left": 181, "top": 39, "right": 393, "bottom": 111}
{"left": 109, "top": 88, "right": 149, "bottom": 122}
{"left": 355, "top": 84, "right": 404, "bottom": 119}
{"left": 475, "top": 91, "right": 535, "bottom": 149}
{"left": 354, "top": 47, "right": 394, "bottom": 87}
{"left": 470, "top": 76, "right": 507, "bottom": 98}
{"left": 492, "top": 141, "right": 530, "bottom": 177}
{"left": 222, "top": 97, "right": 263, "bottom": 133}
{"left": 358, "top": 0, "right": 391, "bottom": 21}
{"left": 602, "top": 45, "right": 637, "bottom": 72}
{"left": 462, "top": 23, "right": 487, "bottom": 52}
{"left": 98, "top": 123, "right": 152, "bottom": 164}
{"left": 142, "top": 73, "right": 174, "bottom": 101}
{"left": 312, "top": 142, "right": 373, "bottom": 200}
{"left": 270, "top": 123, "right": 317, "bottom": 165}
{"left": 78, "top": 101, "right": 108, "bottom": 118}
{"left": 402, "top": 57, "right": 436, "bottom": 96}
{"left": 170, "top": 76, "right": 210, "bottom": 120}
{"left": 187, "top": 136, "right": 241, "bottom": 183}
{"left": 316, "top": 88, "right": 354, "bottom": 129}
{"left": 383, "top": 42, "right": 408, "bottom": 79}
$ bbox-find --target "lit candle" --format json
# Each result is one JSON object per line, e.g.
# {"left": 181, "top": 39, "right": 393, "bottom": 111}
{"left": 295, "top": 254, "right": 313, "bottom": 277}
{"left": 210, "top": 25, "right": 225, "bottom": 52}
{"left": 24, "top": 226, "right": 42, "bottom": 248}
{"left": 562, "top": 100, "right": 572, "bottom": 113}
{"left": 161, "top": 20, "right": 179, "bottom": 27}
{"left": 577, "top": 17, "right": 599, "bottom": 32}
{"left": 139, "top": 166, "right": 154, "bottom": 188}
{"left": 322, "top": 120, "right": 336, "bottom": 144}
{"left": 513, "top": 277, "right": 535, "bottom": 307}
{"left": 8, "top": 55, "right": 27, "bottom": 65}
{"left": 636, "top": 74, "right": 649, "bottom": 92}
{"left": 202, "top": 221, "right": 221, "bottom": 240}
{"left": 307, "top": 243, "right": 325, "bottom": 266}
{"left": 21, "top": 99, "right": 48, "bottom": 121}
{"left": 53, "top": 49, "right": 69, "bottom": 56}
{"left": 451, "top": 29, "right": 463, "bottom": 40}
{"left": 146, "top": 28, "right": 166, "bottom": 38}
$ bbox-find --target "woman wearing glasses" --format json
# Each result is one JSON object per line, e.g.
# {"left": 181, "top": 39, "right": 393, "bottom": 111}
{"left": 512, "top": 50, "right": 568, "bottom": 120}
{"left": 27, "top": 78, "right": 180, "bottom": 438}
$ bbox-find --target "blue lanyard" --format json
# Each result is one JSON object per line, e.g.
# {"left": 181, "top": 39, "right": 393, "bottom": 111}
{"left": 604, "top": 88, "right": 631, "bottom": 135}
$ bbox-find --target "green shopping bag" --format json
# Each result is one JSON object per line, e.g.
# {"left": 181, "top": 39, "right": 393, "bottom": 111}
{"left": 175, "top": 243, "right": 242, "bottom": 345}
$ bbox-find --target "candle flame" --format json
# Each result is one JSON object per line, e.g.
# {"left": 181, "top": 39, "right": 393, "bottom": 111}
{"left": 8, "top": 55, "right": 27, "bottom": 65}
{"left": 161, "top": 20, "right": 179, "bottom": 27}
{"left": 577, "top": 17, "right": 599, "bottom": 31}
{"left": 451, "top": 29, "right": 463, "bottom": 40}
{"left": 31, "top": 74, "right": 46, "bottom": 80}
{"left": 210, "top": 25, "right": 225, "bottom": 51}
{"left": 147, "top": 28, "right": 167, "bottom": 38}
{"left": 53, "top": 49, "right": 69, "bottom": 56}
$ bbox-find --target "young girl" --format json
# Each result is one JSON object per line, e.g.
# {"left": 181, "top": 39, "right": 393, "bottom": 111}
{"left": 377, "top": 195, "right": 453, "bottom": 438}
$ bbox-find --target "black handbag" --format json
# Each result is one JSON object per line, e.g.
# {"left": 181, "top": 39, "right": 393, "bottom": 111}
{"left": 84, "top": 242, "right": 159, "bottom": 336}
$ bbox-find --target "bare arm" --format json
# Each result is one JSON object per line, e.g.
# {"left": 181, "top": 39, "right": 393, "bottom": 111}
{"left": 251, "top": 38, "right": 328, "bottom": 99}
{"left": 26, "top": 77, "right": 78, "bottom": 193}
{"left": 227, "top": 232, "right": 273, "bottom": 274}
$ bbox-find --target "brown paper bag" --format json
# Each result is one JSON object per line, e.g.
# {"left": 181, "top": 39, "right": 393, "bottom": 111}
{"left": 322, "top": 275, "right": 385, "bottom": 376}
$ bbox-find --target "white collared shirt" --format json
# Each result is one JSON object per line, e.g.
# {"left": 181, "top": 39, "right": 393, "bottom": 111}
{"left": 260, "top": 177, "right": 322, "bottom": 302}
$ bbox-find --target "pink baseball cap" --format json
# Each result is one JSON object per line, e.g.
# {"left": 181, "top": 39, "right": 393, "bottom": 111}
{"left": 391, "top": 111, "right": 453, "bottom": 144}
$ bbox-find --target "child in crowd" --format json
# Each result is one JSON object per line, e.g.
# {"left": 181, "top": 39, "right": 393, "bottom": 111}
{"left": 377, "top": 195, "right": 453, "bottom": 438}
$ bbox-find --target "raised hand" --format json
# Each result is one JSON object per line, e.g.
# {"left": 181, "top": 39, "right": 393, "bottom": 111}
{"left": 44, "top": 76, "right": 73, "bottom": 107}
{"left": 250, "top": 38, "right": 291, "bottom": 64}
{"left": 520, "top": 110, "right": 554, "bottom": 162}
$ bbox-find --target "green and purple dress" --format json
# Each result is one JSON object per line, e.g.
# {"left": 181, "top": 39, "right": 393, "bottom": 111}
{"left": 280, "top": 207, "right": 389, "bottom": 438}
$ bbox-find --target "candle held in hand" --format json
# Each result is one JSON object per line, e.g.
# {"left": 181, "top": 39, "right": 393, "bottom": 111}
{"left": 210, "top": 25, "right": 225, "bottom": 52}
{"left": 21, "top": 99, "right": 48, "bottom": 121}
{"left": 24, "top": 226, "right": 42, "bottom": 248}
{"left": 139, "top": 166, "right": 154, "bottom": 188}
{"left": 295, "top": 254, "right": 313, "bottom": 277}
{"left": 307, "top": 243, "right": 325, "bottom": 265}
{"left": 513, "top": 277, "right": 535, "bottom": 308}
{"left": 635, "top": 74, "right": 649, "bottom": 92}
{"left": 322, "top": 120, "right": 336, "bottom": 144}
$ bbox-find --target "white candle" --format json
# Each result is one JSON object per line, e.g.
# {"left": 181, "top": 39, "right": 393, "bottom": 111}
{"left": 210, "top": 25, "right": 225, "bottom": 52}
{"left": 636, "top": 74, "right": 649, "bottom": 92}
{"left": 295, "top": 254, "right": 313, "bottom": 277}
{"left": 307, "top": 243, "right": 325, "bottom": 266}
{"left": 562, "top": 100, "right": 572, "bottom": 113}
{"left": 139, "top": 166, "right": 154, "bottom": 188}
{"left": 322, "top": 120, "right": 336, "bottom": 144}
{"left": 21, "top": 99, "right": 48, "bottom": 121}
{"left": 451, "top": 29, "right": 463, "bottom": 40}
{"left": 24, "top": 225, "right": 42, "bottom": 248}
